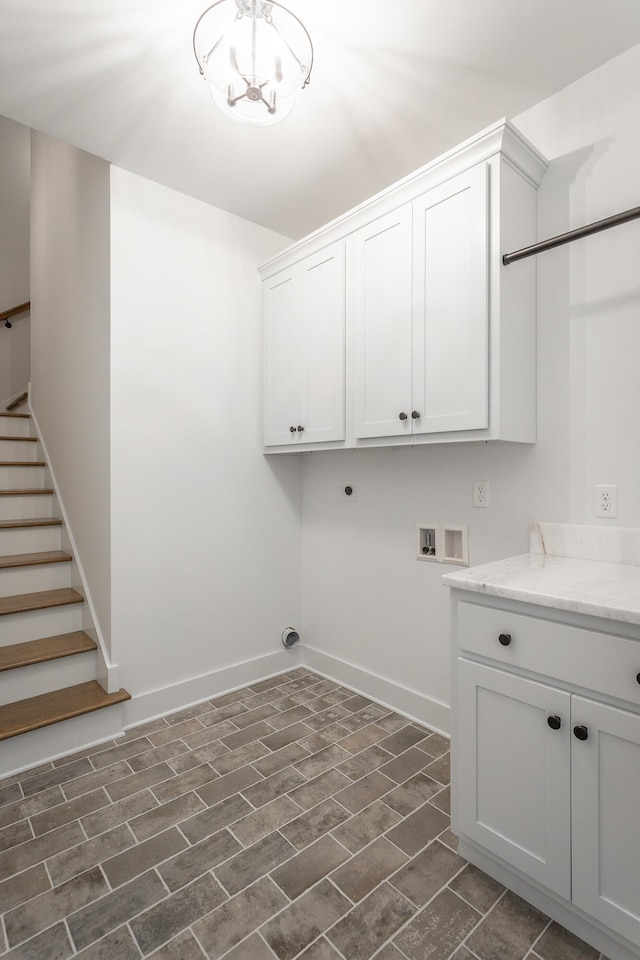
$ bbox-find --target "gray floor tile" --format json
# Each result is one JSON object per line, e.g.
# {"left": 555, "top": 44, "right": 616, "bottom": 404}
{"left": 389, "top": 839, "right": 466, "bottom": 907}
{"left": 68, "top": 869, "right": 167, "bottom": 952}
{"left": 394, "top": 887, "right": 481, "bottom": 960}
{"left": 146, "top": 928, "right": 206, "bottom": 959}
{"left": 215, "top": 830, "right": 296, "bottom": 896}
{"left": 229, "top": 794, "right": 302, "bottom": 846}
{"left": 129, "top": 872, "right": 227, "bottom": 955}
{"left": 47, "top": 823, "right": 135, "bottom": 886}
{"left": 5, "top": 866, "right": 108, "bottom": 948}
{"left": 102, "top": 825, "right": 187, "bottom": 888}
{"left": 0, "top": 672, "right": 605, "bottom": 960}
{"left": 2, "top": 921, "right": 74, "bottom": 959}
{"left": 0, "top": 863, "right": 51, "bottom": 913}
{"left": 73, "top": 926, "right": 142, "bottom": 959}
{"left": 261, "top": 879, "right": 351, "bottom": 960}
{"left": 331, "top": 835, "right": 409, "bottom": 902}
{"left": 0, "top": 821, "right": 85, "bottom": 883}
{"left": 465, "top": 890, "right": 549, "bottom": 960}
{"left": 448, "top": 863, "right": 504, "bottom": 914}
{"left": 330, "top": 799, "right": 401, "bottom": 854}
{"left": 159, "top": 828, "right": 241, "bottom": 892}
{"left": 272, "top": 834, "right": 350, "bottom": 899}
{"left": 327, "top": 882, "right": 415, "bottom": 960}
{"left": 280, "top": 797, "right": 351, "bottom": 850}
{"left": 193, "top": 877, "right": 288, "bottom": 959}
{"left": 532, "top": 921, "right": 599, "bottom": 960}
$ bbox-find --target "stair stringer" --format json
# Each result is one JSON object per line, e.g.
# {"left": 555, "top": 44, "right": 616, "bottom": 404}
{"left": 28, "top": 398, "right": 120, "bottom": 695}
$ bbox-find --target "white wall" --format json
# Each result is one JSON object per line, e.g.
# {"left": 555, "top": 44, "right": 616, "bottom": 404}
{"left": 300, "top": 43, "right": 640, "bottom": 732}
{"left": 30, "top": 132, "right": 112, "bottom": 646}
{"left": 0, "top": 116, "right": 30, "bottom": 404}
{"left": 109, "top": 168, "right": 302, "bottom": 718}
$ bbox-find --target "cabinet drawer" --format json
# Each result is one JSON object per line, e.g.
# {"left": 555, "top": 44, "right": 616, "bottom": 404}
{"left": 457, "top": 601, "right": 640, "bottom": 708}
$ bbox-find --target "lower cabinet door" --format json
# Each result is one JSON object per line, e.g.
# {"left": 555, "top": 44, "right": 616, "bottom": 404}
{"left": 571, "top": 695, "right": 640, "bottom": 948}
{"left": 456, "top": 658, "right": 571, "bottom": 898}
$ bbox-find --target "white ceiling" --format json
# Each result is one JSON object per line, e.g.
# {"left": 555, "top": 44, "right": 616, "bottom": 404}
{"left": 1, "top": 1, "right": 640, "bottom": 240}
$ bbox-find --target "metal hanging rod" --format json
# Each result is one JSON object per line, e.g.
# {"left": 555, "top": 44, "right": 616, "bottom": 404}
{"left": 502, "top": 204, "right": 640, "bottom": 266}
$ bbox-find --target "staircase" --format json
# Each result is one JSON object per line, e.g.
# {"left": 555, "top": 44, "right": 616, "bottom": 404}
{"left": 0, "top": 409, "right": 130, "bottom": 777}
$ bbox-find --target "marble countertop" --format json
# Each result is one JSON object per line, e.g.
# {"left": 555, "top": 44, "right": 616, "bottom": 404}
{"left": 442, "top": 552, "right": 640, "bottom": 625}
{"left": 443, "top": 523, "right": 640, "bottom": 624}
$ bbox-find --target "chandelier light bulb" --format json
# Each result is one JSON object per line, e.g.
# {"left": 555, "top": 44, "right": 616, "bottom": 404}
{"left": 193, "top": 0, "right": 313, "bottom": 126}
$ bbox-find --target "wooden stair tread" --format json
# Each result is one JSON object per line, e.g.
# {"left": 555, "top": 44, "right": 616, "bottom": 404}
{"left": 0, "top": 489, "right": 53, "bottom": 496}
{"left": 0, "top": 550, "right": 72, "bottom": 569}
{"left": 0, "top": 461, "right": 46, "bottom": 467}
{"left": 0, "top": 587, "right": 83, "bottom": 617}
{"left": 0, "top": 517, "right": 62, "bottom": 530}
{"left": 0, "top": 412, "right": 30, "bottom": 419}
{"left": 0, "top": 631, "right": 97, "bottom": 672}
{"left": 0, "top": 682, "right": 131, "bottom": 740}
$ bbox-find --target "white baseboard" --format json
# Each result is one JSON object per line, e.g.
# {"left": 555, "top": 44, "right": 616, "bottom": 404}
{"left": 123, "top": 646, "right": 303, "bottom": 729}
{"left": 301, "top": 644, "right": 450, "bottom": 737}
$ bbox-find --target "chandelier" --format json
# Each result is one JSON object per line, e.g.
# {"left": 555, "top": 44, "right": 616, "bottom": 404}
{"left": 193, "top": 0, "right": 313, "bottom": 126}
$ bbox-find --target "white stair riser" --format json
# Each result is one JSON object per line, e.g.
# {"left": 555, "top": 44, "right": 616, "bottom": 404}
{"left": 0, "top": 703, "right": 126, "bottom": 779}
{"left": 0, "top": 466, "right": 45, "bottom": 489}
{"left": 0, "top": 651, "right": 97, "bottom": 706}
{"left": 0, "top": 439, "right": 39, "bottom": 461}
{"left": 0, "top": 604, "right": 83, "bottom": 647}
{"left": 0, "top": 417, "right": 30, "bottom": 439}
{"left": 0, "top": 494, "right": 53, "bottom": 521}
{"left": 0, "top": 563, "right": 71, "bottom": 598}
{"left": 0, "top": 525, "right": 62, "bottom": 553}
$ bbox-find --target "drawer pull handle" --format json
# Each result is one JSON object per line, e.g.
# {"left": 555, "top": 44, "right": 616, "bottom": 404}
{"left": 547, "top": 715, "right": 562, "bottom": 731}
{"left": 498, "top": 633, "right": 512, "bottom": 646}
{"left": 573, "top": 725, "right": 589, "bottom": 741}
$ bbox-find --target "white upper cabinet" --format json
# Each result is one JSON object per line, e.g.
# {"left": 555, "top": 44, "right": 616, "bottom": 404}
{"left": 263, "top": 241, "right": 346, "bottom": 447}
{"left": 352, "top": 205, "right": 413, "bottom": 439}
{"left": 412, "top": 164, "right": 488, "bottom": 435}
{"left": 259, "top": 119, "right": 547, "bottom": 453}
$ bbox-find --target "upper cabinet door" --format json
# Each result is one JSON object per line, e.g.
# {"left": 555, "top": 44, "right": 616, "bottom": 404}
{"left": 412, "top": 164, "right": 489, "bottom": 434}
{"left": 263, "top": 269, "right": 300, "bottom": 446}
{"left": 351, "top": 205, "right": 414, "bottom": 439}
{"left": 299, "top": 242, "right": 346, "bottom": 444}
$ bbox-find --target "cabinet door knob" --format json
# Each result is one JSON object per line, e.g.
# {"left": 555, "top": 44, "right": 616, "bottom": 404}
{"left": 547, "top": 715, "right": 562, "bottom": 730}
{"left": 289, "top": 426, "right": 296, "bottom": 433}
{"left": 411, "top": 410, "right": 420, "bottom": 420}
{"left": 636, "top": 672, "right": 640, "bottom": 685}
{"left": 573, "top": 725, "right": 589, "bottom": 741}
{"left": 399, "top": 412, "right": 408, "bottom": 421}
{"left": 498, "top": 633, "right": 512, "bottom": 646}
{"left": 297, "top": 425, "right": 304, "bottom": 432}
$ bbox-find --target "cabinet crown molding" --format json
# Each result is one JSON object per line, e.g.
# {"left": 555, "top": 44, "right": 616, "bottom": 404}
{"left": 259, "top": 117, "right": 548, "bottom": 280}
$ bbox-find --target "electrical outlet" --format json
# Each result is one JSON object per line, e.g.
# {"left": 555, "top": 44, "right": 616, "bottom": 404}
{"left": 595, "top": 484, "right": 618, "bottom": 518}
{"left": 473, "top": 481, "right": 489, "bottom": 508}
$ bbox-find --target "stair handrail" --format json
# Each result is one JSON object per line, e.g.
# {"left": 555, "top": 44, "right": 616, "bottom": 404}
{"left": 1, "top": 301, "right": 30, "bottom": 327}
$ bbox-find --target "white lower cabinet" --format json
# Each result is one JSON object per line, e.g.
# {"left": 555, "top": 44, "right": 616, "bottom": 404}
{"left": 571, "top": 696, "right": 640, "bottom": 947}
{"left": 456, "top": 659, "right": 571, "bottom": 898}
{"left": 452, "top": 597, "right": 640, "bottom": 959}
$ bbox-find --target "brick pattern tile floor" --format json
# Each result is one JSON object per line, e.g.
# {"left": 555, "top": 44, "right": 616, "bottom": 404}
{"left": 0, "top": 669, "right": 611, "bottom": 960}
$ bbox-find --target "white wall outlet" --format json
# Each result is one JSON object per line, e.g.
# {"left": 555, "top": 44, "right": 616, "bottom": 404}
{"left": 342, "top": 482, "right": 357, "bottom": 501}
{"left": 473, "top": 481, "right": 490, "bottom": 508}
{"left": 595, "top": 484, "right": 618, "bottom": 518}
